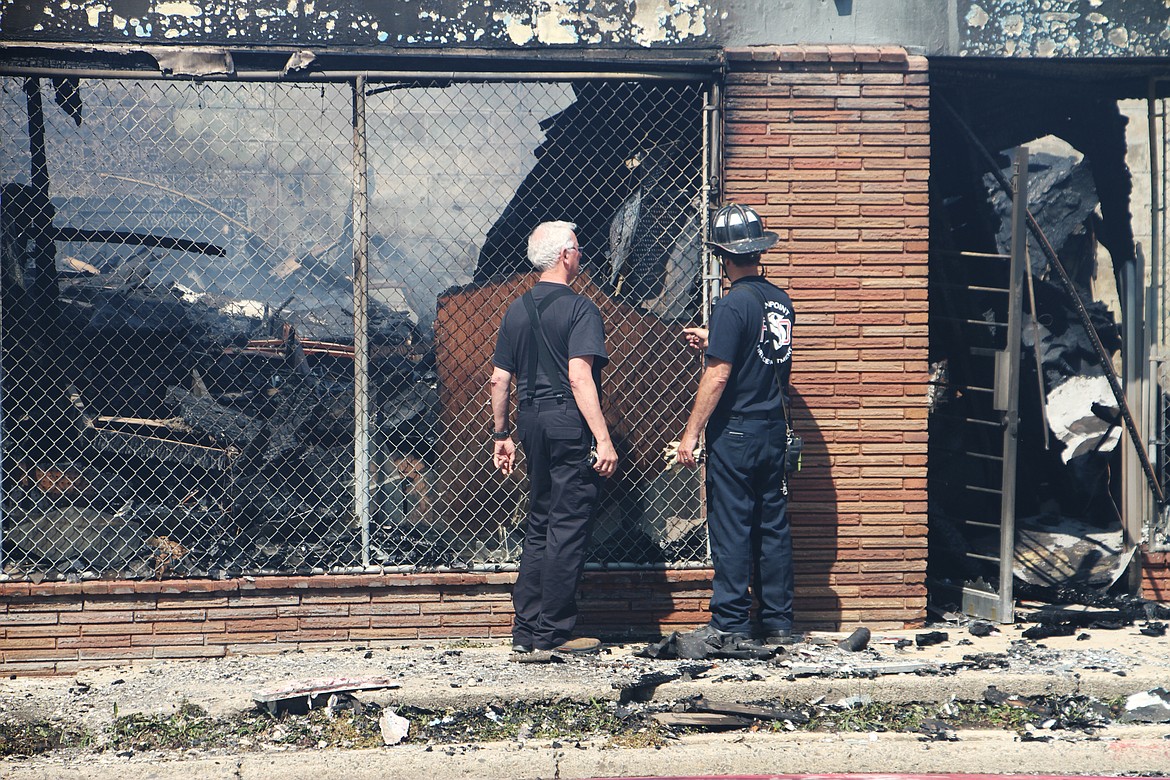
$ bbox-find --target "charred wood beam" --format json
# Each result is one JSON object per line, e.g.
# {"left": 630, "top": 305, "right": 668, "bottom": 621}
{"left": 50, "top": 227, "right": 226, "bottom": 256}
{"left": 940, "top": 98, "right": 1165, "bottom": 506}
{"left": 22, "top": 78, "right": 58, "bottom": 321}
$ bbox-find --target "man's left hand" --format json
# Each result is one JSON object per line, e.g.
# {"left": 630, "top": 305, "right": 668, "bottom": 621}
{"left": 592, "top": 440, "right": 618, "bottom": 478}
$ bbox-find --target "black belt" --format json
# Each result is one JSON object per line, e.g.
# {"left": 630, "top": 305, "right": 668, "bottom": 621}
{"left": 725, "top": 410, "right": 785, "bottom": 421}
{"left": 519, "top": 397, "right": 577, "bottom": 411}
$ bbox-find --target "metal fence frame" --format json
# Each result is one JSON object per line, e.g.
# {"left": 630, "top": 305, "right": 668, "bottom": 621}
{"left": 0, "top": 63, "right": 722, "bottom": 580}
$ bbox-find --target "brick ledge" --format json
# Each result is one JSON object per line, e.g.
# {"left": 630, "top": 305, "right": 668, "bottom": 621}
{"left": 0, "top": 568, "right": 717, "bottom": 598}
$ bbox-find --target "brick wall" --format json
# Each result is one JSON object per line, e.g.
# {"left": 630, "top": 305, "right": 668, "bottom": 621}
{"left": 1142, "top": 551, "right": 1170, "bottom": 602}
{"left": 0, "top": 571, "right": 713, "bottom": 675}
{"left": 722, "top": 45, "right": 931, "bottom": 628}
{"left": 1, "top": 47, "right": 937, "bottom": 675}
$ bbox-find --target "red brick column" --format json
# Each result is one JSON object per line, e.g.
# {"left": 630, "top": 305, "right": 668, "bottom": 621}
{"left": 723, "top": 45, "right": 930, "bottom": 628}
{"left": 1142, "top": 550, "right": 1170, "bottom": 601}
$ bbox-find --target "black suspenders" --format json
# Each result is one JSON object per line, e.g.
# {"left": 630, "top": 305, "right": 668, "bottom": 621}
{"left": 520, "top": 286, "right": 573, "bottom": 405}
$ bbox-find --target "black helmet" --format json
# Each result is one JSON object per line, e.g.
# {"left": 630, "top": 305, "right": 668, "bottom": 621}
{"left": 706, "top": 203, "right": 779, "bottom": 255}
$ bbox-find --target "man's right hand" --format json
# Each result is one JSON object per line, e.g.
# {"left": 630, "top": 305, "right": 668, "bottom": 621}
{"left": 592, "top": 440, "right": 618, "bottom": 479}
{"left": 682, "top": 327, "right": 708, "bottom": 351}
{"left": 494, "top": 438, "right": 516, "bottom": 476}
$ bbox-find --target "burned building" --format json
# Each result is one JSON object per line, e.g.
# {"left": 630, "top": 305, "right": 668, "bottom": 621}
{"left": 0, "top": 1, "right": 1168, "bottom": 671}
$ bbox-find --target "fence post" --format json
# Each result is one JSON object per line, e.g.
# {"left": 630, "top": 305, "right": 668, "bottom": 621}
{"left": 352, "top": 75, "right": 372, "bottom": 569}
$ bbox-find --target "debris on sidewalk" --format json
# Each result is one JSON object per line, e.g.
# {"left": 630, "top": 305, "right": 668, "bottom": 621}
{"left": 1119, "top": 688, "right": 1170, "bottom": 723}
{"left": 635, "top": 627, "right": 776, "bottom": 661}
{"left": 837, "top": 627, "right": 871, "bottom": 652}
{"left": 378, "top": 708, "right": 410, "bottom": 745}
{"left": 252, "top": 676, "right": 401, "bottom": 715}
{"left": 916, "top": 630, "right": 949, "bottom": 647}
{"left": 649, "top": 711, "right": 752, "bottom": 730}
{"left": 687, "top": 695, "right": 807, "bottom": 723}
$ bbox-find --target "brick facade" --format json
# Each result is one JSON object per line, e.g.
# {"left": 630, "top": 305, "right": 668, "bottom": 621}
{"left": 722, "top": 45, "right": 931, "bottom": 628}
{"left": 1142, "top": 551, "right": 1170, "bottom": 602}
{"left": 2, "top": 45, "right": 943, "bottom": 674}
{"left": 0, "top": 571, "right": 713, "bottom": 674}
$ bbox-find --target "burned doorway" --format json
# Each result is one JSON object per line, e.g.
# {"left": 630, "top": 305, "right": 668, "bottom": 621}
{"left": 927, "top": 61, "right": 1170, "bottom": 618}
{"left": 0, "top": 71, "right": 714, "bottom": 580}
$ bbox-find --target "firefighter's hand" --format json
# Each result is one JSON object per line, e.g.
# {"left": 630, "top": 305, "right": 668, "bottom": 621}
{"left": 493, "top": 438, "right": 516, "bottom": 476}
{"left": 682, "top": 327, "right": 708, "bottom": 351}
{"left": 678, "top": 431, "right": 701, "bottom": 469}
{"left": 593, "top": 440, "right": 618, "bottom": 478}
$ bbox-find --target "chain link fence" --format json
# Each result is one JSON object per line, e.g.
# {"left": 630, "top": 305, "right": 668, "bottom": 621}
{"left": 0, "top": 74, "right": 711, "bottom": 580}
{"left": 1157, "top": 355, "right": 1170, "bottom": 548}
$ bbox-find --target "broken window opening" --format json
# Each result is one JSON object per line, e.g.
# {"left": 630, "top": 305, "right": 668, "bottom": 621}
{"left": 928, "top": 64, "right": 1170, "bottom": 616}
{"left": 0, "top": 75, "right": 712, "bottom": 581}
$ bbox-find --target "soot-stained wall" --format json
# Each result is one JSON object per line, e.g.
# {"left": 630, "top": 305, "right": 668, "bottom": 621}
{"left": 3, "top": 1, "right": 1170, "bottom": 58}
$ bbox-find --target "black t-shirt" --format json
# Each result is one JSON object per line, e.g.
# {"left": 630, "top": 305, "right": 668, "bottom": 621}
{"left": 706, "top": 276, "right": 795, "bottom": 419}
{"left": 493, "top": 281, "right": 609, "bottom": 402}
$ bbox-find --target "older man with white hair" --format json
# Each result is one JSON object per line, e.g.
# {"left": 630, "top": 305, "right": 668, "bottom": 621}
{"left": 489, "top": 220, "right": 618, "bottom": 656}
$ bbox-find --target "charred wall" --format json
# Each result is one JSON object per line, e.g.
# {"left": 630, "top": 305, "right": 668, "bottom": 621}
{"left": 926, "top": 59, "right": 1162, "bottom": 599}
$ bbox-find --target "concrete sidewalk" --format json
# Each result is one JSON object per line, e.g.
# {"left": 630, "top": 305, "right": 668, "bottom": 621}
{"left": 3, "top": 625, "right": 1170, "bottom": 779}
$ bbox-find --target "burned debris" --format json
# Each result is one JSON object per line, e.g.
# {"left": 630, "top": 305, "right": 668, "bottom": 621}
{"left": 927, "top": 68, "right": 1167, "bottom": 616}
{"left": 2, "top": 75, "right": 708, "bottom": 579}
{"left": 474, "top": 79, "right": 701, "bottom": 315}
{"left": 2, "top": 101, "right": 431, "bottom": 576}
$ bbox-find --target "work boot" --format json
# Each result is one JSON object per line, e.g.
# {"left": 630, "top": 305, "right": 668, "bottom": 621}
{"left": 763, "top": 629, "right": 798, "bottom": 646}
{"left": 549, "top": 636, "right": 602, "bottom": 655}
{"left": 511, "top": 642, "right": 533, "bottom": 654}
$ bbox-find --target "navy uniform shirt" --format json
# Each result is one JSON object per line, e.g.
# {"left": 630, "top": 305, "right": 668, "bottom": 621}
{"left": 705, "top": 276, "right": 795, "bottom": 419}
{"left": 492, "top": 281, "right": 608, "bottom": 402}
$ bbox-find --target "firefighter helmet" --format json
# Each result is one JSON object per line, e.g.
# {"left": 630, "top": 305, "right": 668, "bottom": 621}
{"left": 707, "top": 203, "right": 779, "bottom": 255}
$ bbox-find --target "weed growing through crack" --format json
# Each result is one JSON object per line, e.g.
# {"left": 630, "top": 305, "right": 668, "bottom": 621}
{"left": 109, "top": 702, "right": 248, "bottom": 752}
{"left": 401, "top": 698, "right": 669, "bottom": 747}
{"left": 7, "top": 692, "right": 1128, "bottom": 757}
{"left": 0, "top": 718, "right": 91, "bottom": 757}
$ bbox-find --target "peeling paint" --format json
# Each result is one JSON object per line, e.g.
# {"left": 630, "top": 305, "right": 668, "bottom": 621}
{"left": 966, "top": 4, "right": 989, "bottom": 28}
{"left": 533, "top": 8, "right": 579, "bottom": 44}
{"left": 958, "top": 0, "right": 1170, "bottom": 57}
{"left": 495, "top": 11, "right": 531, "bottom": 45}
{"left": 2, "top": 0, "right": 1168, "bottom": 56}
{"left": 3, "top": 0, "right": 715, "bottom": 49}
{"left": 154, "top": 2, "right": 201, "bottom": 18}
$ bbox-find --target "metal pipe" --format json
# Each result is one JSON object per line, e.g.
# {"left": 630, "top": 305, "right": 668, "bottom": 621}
{"left": 997, "top": 147, "right": 1027, "bottom": 624}
{"left": 0, "top": 65, "right": 714, "bottom": 83}
{"left": 1023, "top": 256, "right": 1050, "bottom": 449}
{"left": 351, "top": 75, "right": 372, "bottom": 569}
{"left": 0, "top": 560, "right": 717, "bottom": 581}
{"left": 699, "top": 79, "right": 721, "bottom": 564}
{"left": 50, "top": 227, "right": 226, "bottom": 256}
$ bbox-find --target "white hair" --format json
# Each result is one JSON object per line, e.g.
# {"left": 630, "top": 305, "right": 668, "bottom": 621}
{"left": 527, "top": 221, "right": 577, "bottom": 272}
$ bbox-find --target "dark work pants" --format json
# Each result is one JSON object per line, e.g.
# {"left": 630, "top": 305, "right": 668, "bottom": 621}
{"left": 513, "top": 398, "right": 599, "bottom": 650}
{"left": 705, "top": 414, "right": 793, "bottom": 636}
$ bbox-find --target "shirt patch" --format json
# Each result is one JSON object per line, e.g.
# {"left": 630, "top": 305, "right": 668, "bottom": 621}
{"left": 756, "top": 299, "right": 793, "bottom": 366}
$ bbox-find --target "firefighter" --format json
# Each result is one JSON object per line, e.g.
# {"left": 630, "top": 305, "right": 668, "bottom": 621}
{"left": 678, "top": 203, "right": 798, "bottom": 647}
